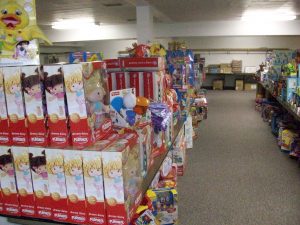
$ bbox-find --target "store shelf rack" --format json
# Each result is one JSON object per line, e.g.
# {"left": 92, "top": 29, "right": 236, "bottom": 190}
{"left": 3, "top": 120, "right": 185, "bottom": 225}
{"left": 258, "top": 82, "right": 300, "bottom": 123}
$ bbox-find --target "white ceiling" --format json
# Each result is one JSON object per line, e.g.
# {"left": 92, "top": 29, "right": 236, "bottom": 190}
{"left": 36, "top": 0, "right": 300, "bottom": 27}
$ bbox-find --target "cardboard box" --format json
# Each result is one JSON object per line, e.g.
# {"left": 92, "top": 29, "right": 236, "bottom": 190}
{"left": 3, "top": 66, "right": 29, "bottom": 146}
{"left": 29, "top": 147, "right": 52, "bottom": 219}
{"left": 46, "top": 149, "right": 69, "bottom": 223}
{"left": 21, "top": 65, "right": 48, "bottom": 147}
{"left": 244, "top": 83, "right": 257, "bottom": 91}
{"left": 235, "top": 80, "right": 244, "bottom": 91}
{"left": 213, "top": 80, "right": 223, "bottom": 90}
{"left": 64, "top": 150, "right": 87, "bottom": 224}
{"left": 0, "top": 68, "right": 11, "bottom": 145}
{"left": 44, "top": 65, "right": 69, "bottom": 148}
{"left": 0, "top": 146, "right": 20, "bottom": 216}
{"left": 220, "top": 63, "right": 232, "bottom": 74}
{"left": 12, "top": 147, "right": 36, "bottom": 217}
{"left": 102, "top": 133, "right": 143, "bottom": 225}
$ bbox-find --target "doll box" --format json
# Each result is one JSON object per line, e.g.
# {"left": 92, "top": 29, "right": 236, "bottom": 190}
{"left": 0, "top": 146, "right": 20, "bottom": 216}
{"left": 0, "top": 68, "right": 11, "bottom": 145}
{"left": 44, "top": 65, "right": 69, "bottom": 148}
{"left": 45, "top": 149, "right": 69, "bottom": 222}
{"left": 3, "top": 66, "right": 29, "bottom": 146}
{"left": 102, "top": 132, "right": 143, "bottom": 225}
{"left": 29, "top": 147, "right": 52, "bottom": 219}
{"left": 11, "top": 147, "right": 36, "bottom": 217}
{"left": 63, "top": 150, "right": 87, "bottom": 224}
{"left": 21, "top": 66, "right": 48, "bottom": 147}
{"left": 121, "top": 57, "right": 165, "bottom": 71}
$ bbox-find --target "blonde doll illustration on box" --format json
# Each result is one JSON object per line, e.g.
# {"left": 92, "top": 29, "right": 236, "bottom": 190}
{"left": 15, "top": 153, "right": 32, "bottom": 190}
{"left": 65, "top": 70, "right": 85, "bottom": 113}
{"left": 0, "top": 149, "right": 15, "bottom": 190}
{"left": 103, "top": 157, "right": 123, "bottom": 199}
{"left": 47, "top": 155, "right": 66, "bottom": 195}
{"left": 29, "top": 150, "right": 48, "bottom": 193}
{"left": 84, "top": 157, "right": 103, "bottom": 198}
{"left": 5, "top": 74, "right": 23, "bottom": 114}
{"left": 65, "top": 158, "right": 84, "bottom": 196}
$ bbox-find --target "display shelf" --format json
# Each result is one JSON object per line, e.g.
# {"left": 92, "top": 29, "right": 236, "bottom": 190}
{"left": 206, "top": 73, "right": 255, "bottom": 76}
{"left": 3, "top": 120, "right": 186, "bottom": 225}
{"left": 259, "top": 82, "right": 300, "bottom": 123}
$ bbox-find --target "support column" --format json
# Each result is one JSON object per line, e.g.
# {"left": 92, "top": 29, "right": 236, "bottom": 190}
{"left": 136, "top": 2, "right": 154, "bottom": 44}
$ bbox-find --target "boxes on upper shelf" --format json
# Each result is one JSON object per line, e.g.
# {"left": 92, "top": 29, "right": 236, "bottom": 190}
{"left": 220, "top": 63, "right": 232, "bottom": 74}
{"left": 213, "top": 80, "right": 223, "bottom": 90}
{"left": 244, "top": 83, "right": 257, "bottom": 91}
{"left": 235, "top": 80, "right": 244, "bottom": 91}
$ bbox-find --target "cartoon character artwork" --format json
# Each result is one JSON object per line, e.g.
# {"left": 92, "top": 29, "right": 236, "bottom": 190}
{"left": 0, "top": 70, "right": 7, "bottom": 115}
{"left": 14, "top": 151, "right": 32, "bottom": 190}
{"left": 65, "top": 156, "right": 84, "bottom": 196}
{"left": 29, "top": 150, "right": 48, "bottom": 193}
{"left": 0, "top": 148, "right": 15, "bottom": 190}
{"left": 44, "top": 67, "right": 66, "bottom": 117}
{"left": 64, "top": 69, "right": 85, "bottom": 113}
{"left": 47, "top": 153, "right": 66, "bottom": 195}
{"left": 21, "top": 67, "right": 43, "bottom": 116}
{"left": 83, "top": 156, "right": 103, "bottom": 198}
{"left": 4, "top": 69, "right": 23, "bottom": 115}
{"left": 0, "top": 0, "right": 51, "bottom": 52}
{"left": 83, "top": 63, "right": 110, "bottom": 129}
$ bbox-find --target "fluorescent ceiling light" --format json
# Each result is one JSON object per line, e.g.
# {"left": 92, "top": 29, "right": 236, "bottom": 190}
{"left": 52, "top": 18, "right": 100, "bottom": 30}
{"left": 241, "top": 10, "right": 296, "bottom": 21}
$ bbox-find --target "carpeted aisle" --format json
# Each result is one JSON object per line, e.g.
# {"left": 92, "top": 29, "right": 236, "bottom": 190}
{"left": 178, "top": 90, "right": 300, "bottom": 225}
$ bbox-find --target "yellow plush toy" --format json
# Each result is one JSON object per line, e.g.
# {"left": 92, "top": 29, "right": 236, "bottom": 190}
{"left": 0, "top": 0, "right": 51, "bottom": 51}
{"left": 150, "top": 43, "right": 166, "bottom": 57}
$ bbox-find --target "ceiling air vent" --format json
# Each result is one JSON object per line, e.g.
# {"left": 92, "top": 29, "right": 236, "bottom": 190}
{"left": 103, "top": 3, "right": 123, "bottom": 7}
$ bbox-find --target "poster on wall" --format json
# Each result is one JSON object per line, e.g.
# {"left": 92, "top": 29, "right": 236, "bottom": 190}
{"left": 0, "top": 0, "right": 51, "bottom": 66}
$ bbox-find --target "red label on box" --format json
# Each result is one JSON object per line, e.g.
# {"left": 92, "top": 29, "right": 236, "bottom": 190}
{"left": 51, "top": 197, "right": 69, "bottom": 222}
{"left": 68, "top": 200, "right": 87, "bottom": 224}
{"left": 9, "top": 118, "right": 29, "bottom": 146}
{"left": 48, "top": 120, "right": 69, "bottom": 147}
{"left": 121, "top": 57, "right": 164, "bottom": 71}
{"left": 143, "top": 72, "right": 154, "bottom": 99}
{"left": 70, "top": 118, "right": 92, "bottom": 149}
{"left": 116, "top": 72, "right": 126, "bottom": 90}
{"left": 35, "top": 196, "right": 52, "bottom": 219}
{"left": 0, "top": 190, "right": 3, "bottom": 213}
{"left": 28, "top": 119, "right": 48, "bottom": 147}
{"left": 86, "top": 202, "right": 106, "bottom": 225}
{"left": 105, "top": 59, "right": 121, "bottom": 70}
{"left": 95, "top": 119, "right": 113, "bottom": 141}
{"left": 0, "top": 119, "right": 11, "bottom": 145}
{"left": 19, "top": 194, "right": 36, "bottom": 217}
{"left": 3, "top": 193, "right": 20, "bottom": 216}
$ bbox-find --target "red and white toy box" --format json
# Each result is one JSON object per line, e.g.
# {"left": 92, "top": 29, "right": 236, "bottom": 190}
{"left": 0, "top": 146, "right": 20, "bottom": 216}
{"left": 129, "top": 72, "right": 144, "bottom": 97}
{"left": 21, "top": 66, "right": 48, "bottom": 147}
{"left": 3, "top": 66, "right": 29, "bottom": 146}
{"left": 105, "top": 59, "right": 121, "bottom": 72}
{"left": 29, "top": 147, "right": 52, "bottom": 219}
{"left": 107, "top": 72, "right": 130, "bottom": 92}
{"left": 44, "top": 65, "right": 69, "bottom": 148}
{"left": 12, "top": 147, "right": 36, "bottom": 217}
{"left": 82, "top": 62, "right": 112, "bottom": 142}
{"left": 120, "top": 57, "right": 165, "bottom": 71}
{"left": 64, "top": 150, "right": 87, "bottom": 224}
{"left": 102, "top": 133, "right": 143, "bottom": 225}
{"left": 0, "top": 68, "right": 11, "bottom": 145}
{"left": 143, "top": 71, "right": 164, "bottom": 102}
{"left": 46, "top": 149, "right": 69, "bottom": 222}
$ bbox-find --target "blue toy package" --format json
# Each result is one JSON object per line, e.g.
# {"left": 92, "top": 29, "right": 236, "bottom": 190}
{"left": 69, "top": 52, "right": 103, "bottom": 63}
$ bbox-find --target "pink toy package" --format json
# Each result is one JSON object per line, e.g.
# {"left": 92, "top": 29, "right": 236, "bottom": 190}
{"left": 44, "top": 65, "right": 69, "bottom": 148}
{"left": 64, "top": 150, "right": 87, "bottom": 224}
{"left": 21, "top": 66, "right": 48, "bottom": 147}
{"left": 3, "top": 66, "right": 29, "bottom": 146}
{"left": 46, "top": 149, "right": 69, "bottom": 222}
{"left": 12, "top": 146, "right": 36, "bottom": 217}
{"left": 0, "top": 146, "right": 20, "bottom": 216}
{"left": 0, "top": 68, "right": 11, "bottom": 145}
{"left": 102, "top": 132, "right": 143, "bottom": 225}
{"left": 29, "top": 147, "right": 52, "bottom": 219}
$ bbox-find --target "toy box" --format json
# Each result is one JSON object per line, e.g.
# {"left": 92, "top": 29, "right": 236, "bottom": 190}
{"left": 147, "top": 188, "right": 178, "bottom": 225}
{"left": 0, "top": 146, "right": 20, "bottom": 216}
{"left": 172, "top": 127, "right": 186, "bottom": 176}
{"left": 0, "top": 68, "right": 11, "bottom": 145}
{"left": 3, "top": 66, "right": 29, "bottom": 146}
{"left": 12, "top": 146, "right": 36, "bottom": 217}
{"left": 129, "top": 72, "right": 144, "bottom": 97}
{"left": 185, "top": 115, "right": 193, "bottom": 149}
{"left": 120, "top": 57, "right": 165, "bottom": 71}
{"left": 133, "top": 209, "right": 158, "bottom": 225}
{"left": 21, "top": 65, "right": 48, "bottom": 147}
{"left": 69, "top": 52, "right": 103, "bottom": 63}
{"left": 29, "top": 147, "right": 52, "bottom": 219}
{"left": 102, "top": 133, "right": 143, "bottom": 225}
{"left": 143, "top": 71, "right": 164, "bottom": 102}
{"left": 64, "top": 150, "right": 87, "bottom": 224}
{"left": 46, "top": 149, "right": 69, "bottom": 222}
{"left": 82, "top": 61, "right": 112, "bottom": 142}
{"left": 280, "top": 129, "right": 298, "bottom": 151}
{"left": 44, "top": 65, "right": 69, "bottom": 147}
